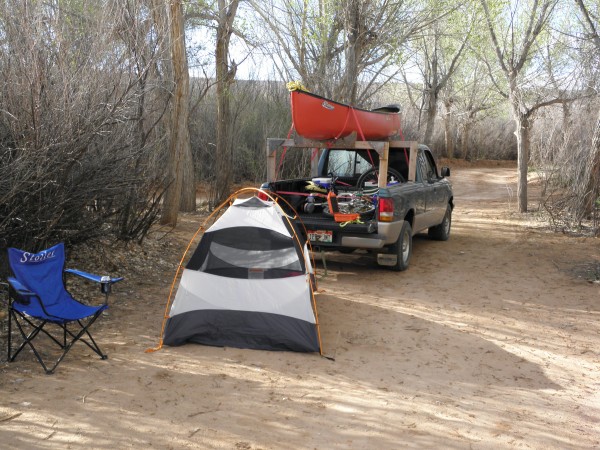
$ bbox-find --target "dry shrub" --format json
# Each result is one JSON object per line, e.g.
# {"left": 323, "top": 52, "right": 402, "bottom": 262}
{"left": 0, "top": 0, "right": 170, "bottom": 276}
{"left": 531, "top": 102, "right": 600, "bottom": 235}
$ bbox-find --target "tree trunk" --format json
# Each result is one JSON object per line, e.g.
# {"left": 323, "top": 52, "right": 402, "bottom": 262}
{"left": 422, "top": 39, "right": 439, "bottom": 146}
{"left": 443, "top": 99, "right": 454, "bottom": 158}
{"left": 507, "top": 73, "right": 530, "bottom": 213}
{"left": 161, "top": 0, "right": 192, "bottom": 225}
{"left": 423, "top": 88, "right": 437, "bottom": 145}
{"left": 174, "top": 1, "right": 194, "bottom": 214}
{"left": 461, "top": 123, "right": 470, "bottom": 160}
{"left": 179, "top": 143, "right": 196, "bottom": 211}
{"left": 211, "top": 0, "right": 239, "bottom": 208}
{"left": 513, "top": 109, "right": 530, "bottom": 213}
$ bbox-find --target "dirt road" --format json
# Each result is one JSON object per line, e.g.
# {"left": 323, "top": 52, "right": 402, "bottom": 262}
{"left": 1, "top": 165, "right": 599, "bottom": 449}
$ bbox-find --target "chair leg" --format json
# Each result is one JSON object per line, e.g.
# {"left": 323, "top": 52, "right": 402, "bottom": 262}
{"left": 45, "top": 313, "right": 106, "bottom": 373}
{"left": 8, "top": 309, "right": 53, "bottom": 373}
{"left": 7, "top": 301, "right": 12, "bottom": 363}
{"left": 62, "top": 313, "right": 107, "bottom": 359}
{"left": 8, "top": 308, "right": 107, "bottom": 374}
{"left": 17, "top": 314, "right": 64, "bottom": 348}
{"left": 79, "top": 323, "right": 108, "bottom": 360}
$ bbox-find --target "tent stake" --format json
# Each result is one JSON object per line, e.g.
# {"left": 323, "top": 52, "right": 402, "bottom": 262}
{"left": 319, "top": 249, "right": 328, "bottom": 278}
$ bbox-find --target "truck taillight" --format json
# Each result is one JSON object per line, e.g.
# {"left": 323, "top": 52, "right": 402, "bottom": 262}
{"left": 257, "top": 190, "right": 269, "bottom": 201}
{"left": 378, "top": 197, "right": 394, "bottom": 222}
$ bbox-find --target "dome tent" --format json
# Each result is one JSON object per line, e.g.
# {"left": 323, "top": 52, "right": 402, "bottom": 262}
{"left": 159, "top": 191, "right": 322, "bottom": 354}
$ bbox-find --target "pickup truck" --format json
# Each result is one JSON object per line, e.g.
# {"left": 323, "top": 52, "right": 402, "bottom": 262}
{"left": 260, "top": 137, "right": 453, "bottom": 271}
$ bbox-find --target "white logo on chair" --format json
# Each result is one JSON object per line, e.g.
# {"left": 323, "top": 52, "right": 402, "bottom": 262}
{"left": 20, "top": 250, "right": 57, "bottom": 264}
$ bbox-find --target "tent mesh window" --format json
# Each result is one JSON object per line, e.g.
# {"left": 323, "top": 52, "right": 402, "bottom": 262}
{"left": 186, "top": 226, "right": 304, "bottom": 279}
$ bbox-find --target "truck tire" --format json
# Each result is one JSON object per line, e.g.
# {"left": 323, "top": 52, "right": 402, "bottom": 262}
{"left": 428, "top": 205, "right": 452, "bottom": 241}
{"left": 391, "top": 220, "right": 412, "bottom": 271}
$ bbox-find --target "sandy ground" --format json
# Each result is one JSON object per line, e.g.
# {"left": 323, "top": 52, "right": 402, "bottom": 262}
{"left": 1, "top": 164, "right": 599, "bottom": 449}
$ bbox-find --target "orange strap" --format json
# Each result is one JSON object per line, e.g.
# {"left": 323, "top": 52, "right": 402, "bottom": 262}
{"left": 350, "top": 107, "right": 366, "bottom": 141}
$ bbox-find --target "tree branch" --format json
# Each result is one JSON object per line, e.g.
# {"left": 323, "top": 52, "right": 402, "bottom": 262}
{"left": 575, "top": 0, "right": 600, "bottom": 50}
{"left": 481, "top": 0, "right": 509, "bottom": 75}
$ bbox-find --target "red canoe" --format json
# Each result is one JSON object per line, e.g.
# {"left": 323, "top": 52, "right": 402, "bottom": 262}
{"left": 290, "top": 89, "right": 401, "bottom": 141}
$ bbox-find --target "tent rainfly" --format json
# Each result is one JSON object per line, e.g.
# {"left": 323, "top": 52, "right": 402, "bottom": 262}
{"left": 161, "top": 193, "right": 322, "bottom": 353}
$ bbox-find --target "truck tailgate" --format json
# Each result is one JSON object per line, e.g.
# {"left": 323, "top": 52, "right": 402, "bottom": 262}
{"left": 299, "top": 215, "right": 377, "bottom": 233}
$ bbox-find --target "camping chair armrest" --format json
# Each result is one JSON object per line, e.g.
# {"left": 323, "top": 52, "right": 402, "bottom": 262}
{"left": 65, "top": 269, "right": 124, "bottom": 285}
{"left": 7, "top": 277, "right": 63, "bottom": 319}
{"left": 65, "top": 269, "right": 124, "bottom": 296}
{"left": 7, "top": 277, "right": 41, "bottom": 305}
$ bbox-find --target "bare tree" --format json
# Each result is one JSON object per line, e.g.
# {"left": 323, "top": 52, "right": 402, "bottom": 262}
{"left": 481, "top": 0, "right": 562, "bottom": 212}
{"left": 411, "top": 5, "right": 473, "bottom": 146}
{"left": 185, "top": 0, "right": 242, "bottom": 207}
{"left": 210, "top": 0, "right": 240, "bottom": 206}
{"left": 248, "top": 0, "right": 343, "bottom": 98}
{"left": 250, "top": 0, "right": 432, "bottom": 106}
{"left": 449, "top": 54, "right": 502, "bottom": 160}
{"left": 161, "top": 0, "right": 194, "bottom": 225}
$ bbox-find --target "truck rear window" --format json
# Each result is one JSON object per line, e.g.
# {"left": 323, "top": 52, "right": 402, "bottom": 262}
{"left": 326, "top": 149, "right": 375, "bottom": 177}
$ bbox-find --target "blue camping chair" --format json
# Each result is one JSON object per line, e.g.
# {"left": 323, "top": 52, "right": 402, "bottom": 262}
{"left": 5, "top": 243, "right": 123, "bottom": 374}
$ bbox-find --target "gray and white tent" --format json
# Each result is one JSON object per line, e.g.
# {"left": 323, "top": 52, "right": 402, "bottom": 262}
{"left": 162, "top": 194, "right": 322, "bottom": 353}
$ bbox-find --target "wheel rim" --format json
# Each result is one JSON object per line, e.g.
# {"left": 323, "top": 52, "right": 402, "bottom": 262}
{"left": 401, "top": 231, "right": 410, "bottom": 262}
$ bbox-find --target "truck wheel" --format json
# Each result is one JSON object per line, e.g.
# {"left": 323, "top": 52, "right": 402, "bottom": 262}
{"left": 429, "top": 205, "right": 452, "bottom": 241}
{"left": 391, "top": 220, "right": 412, "bottom": 271}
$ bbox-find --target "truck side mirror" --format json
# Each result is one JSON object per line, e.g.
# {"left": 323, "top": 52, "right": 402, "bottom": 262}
{"left": 441, "top": 166, "right": 451, "bottom": 177}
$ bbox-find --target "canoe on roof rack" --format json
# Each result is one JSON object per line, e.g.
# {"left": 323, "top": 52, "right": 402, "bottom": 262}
{"left": 290, "top": 89, "right": 402, "bottom": 141}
